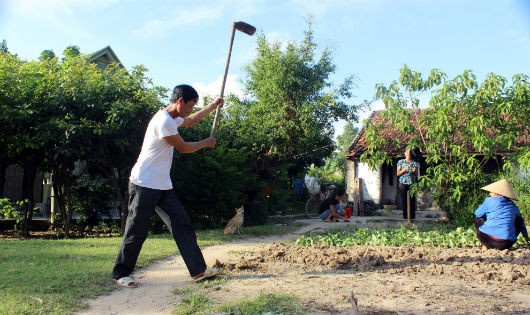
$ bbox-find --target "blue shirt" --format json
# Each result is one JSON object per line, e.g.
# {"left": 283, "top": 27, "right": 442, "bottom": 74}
{"left": 397, "top": 159, "right": 418, "bottom": 185}
{"left": 474, "top": 196, "right": 528, "bottom": 241}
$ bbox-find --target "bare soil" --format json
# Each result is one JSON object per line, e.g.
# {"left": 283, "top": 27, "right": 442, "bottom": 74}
{"left": 77, "top": 220, "right": 530, "bottom": 315}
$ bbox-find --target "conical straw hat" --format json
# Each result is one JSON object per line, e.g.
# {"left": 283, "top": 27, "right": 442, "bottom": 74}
{"left": 481, "top": 179, "right": 518, "bottom": 200}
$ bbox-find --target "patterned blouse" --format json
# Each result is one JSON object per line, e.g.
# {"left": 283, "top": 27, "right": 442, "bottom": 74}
{"left": 397, "top": 159, "right": 418, "bottom": 185}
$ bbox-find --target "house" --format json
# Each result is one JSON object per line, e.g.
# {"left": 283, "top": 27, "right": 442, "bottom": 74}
{"left": 1, "top": 46, "right": 124, "bottom": 218}
{"left": 344, "top": 108, "right": 530, "bottom": 216}
{"left": 344, "top": 110, "right": 437, "bottom": 215}
{"left": 88, "top": 46, "right": 123, "bottom": 70}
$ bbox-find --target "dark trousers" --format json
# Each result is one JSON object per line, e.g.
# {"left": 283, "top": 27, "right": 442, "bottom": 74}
{"left": 474, "top": 217, "right": 515, "bottom": 250}
{"left": 112, "top": 183, "right": 206, "bottom": 280}
{"left": 399, "top": 183, "right": 416, "bottom": 220}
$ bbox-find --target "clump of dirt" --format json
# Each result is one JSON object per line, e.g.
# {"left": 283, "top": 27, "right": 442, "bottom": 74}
{"left": 210, "top": 243, "right": 530, "bottom": 314}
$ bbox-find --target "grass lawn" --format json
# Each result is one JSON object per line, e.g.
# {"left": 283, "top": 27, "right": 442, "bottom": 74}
{"left": 0, "top": 224, "right": 301, "bottom": 315}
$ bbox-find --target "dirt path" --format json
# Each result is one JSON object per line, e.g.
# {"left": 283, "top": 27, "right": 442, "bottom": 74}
{"left": 76, "top": 219, "right": 530, "bottom": 315}
{"left": 75, "top": 241, "right": 269, "bottom": 315}
{"left": 76, "top": 220, "right": 327, "bottom": 315}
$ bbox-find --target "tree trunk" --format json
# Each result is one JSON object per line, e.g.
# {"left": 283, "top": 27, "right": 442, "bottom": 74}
{"left": 109, "top": 169, "right": 128, "bottom": 234}
{"left": 21, "top": 164, "right": 37, "bottom": 238}
{"left": 102, "top": 142, "right": 129, "bottom": 234}
{"left": 52, "top": 181, "right": 69, "bottom": 237}
{"left": 0, "top": 160, "right": 7, "bottom": 197}
{"left": 63, "top": 184, "right": 72, "bottom": 238}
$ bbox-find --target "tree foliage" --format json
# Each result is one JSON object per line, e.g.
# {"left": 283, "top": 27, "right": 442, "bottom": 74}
{"left": 310, "top": 123, "right": 359, "bottom": 186}
{"left": 0, "top": 50, "right": 53, "bottom": 235}
{"left": 171, "top": 110, "right": 259, "bottom": 228}
{"left": 0, "top": 39, "right": 8, "bottom": 53}
{"left": 39, "top": 50, "right": 55, "bottom": 61}
{"left": 337, "top": 122, "right": 359, "bottom": 152}
{"left": 362, "top": 65, "right": 530, "bottom": 224}
{"left": 219, "top": 21, "right": 363, "bottom": 211}
{"left": 0, "top": 47, "right": 165, "bottom": 236}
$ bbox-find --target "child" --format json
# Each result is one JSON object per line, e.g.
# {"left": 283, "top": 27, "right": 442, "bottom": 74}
{"left": 318, "top": 188, "right": 350, "bottom": 222}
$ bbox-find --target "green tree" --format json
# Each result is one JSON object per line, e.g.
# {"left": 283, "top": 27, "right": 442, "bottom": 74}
{"left": 0, "top": 39, "right": 8, "bottom": 53}
{"left": 83, "top": 63, "right": 165, "bottom": 232}
{"left": 40, "top": 52, "right": 164, "bottom": 235}
{"left": 307, "top": 123, "right": 359, "bottom": 186}
{"left": 337, "top": 122, "right": 359, "bottom": 151}
{"left": 172, "top": 123, "right": 258, "bottom": 227}
{"left": 39, "top": 50, "right": 55, "bottom": 61}
{"left": 0, "top": 52, "right": 54, "bottom": 236}
{"left": 0, "top": 50, "right": 22, "bottom": 196}
{"left": 0, "top": 47, "right": 165, "bottom": 236}
{"left": 362, "top": 65, "right": 530, "bottom": 224}
{"left": 62, "top": 45, "right": 80, "bottom": 58}
{"left": 222, "top": 20, "right": 363, "bottom": 212}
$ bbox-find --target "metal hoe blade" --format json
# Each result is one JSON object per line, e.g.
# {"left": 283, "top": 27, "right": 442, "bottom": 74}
{"left": 235, "top": 21, "right": 256, "bottom": 36}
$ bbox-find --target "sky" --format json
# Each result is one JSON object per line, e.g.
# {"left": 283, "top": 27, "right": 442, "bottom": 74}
{"left": 1, "top": 0, "right": 529, "bottom": 136}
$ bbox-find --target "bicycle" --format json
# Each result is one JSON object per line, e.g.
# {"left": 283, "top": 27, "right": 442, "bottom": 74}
{"left": 304, "top": 178, "right": 336, "bottom": 218}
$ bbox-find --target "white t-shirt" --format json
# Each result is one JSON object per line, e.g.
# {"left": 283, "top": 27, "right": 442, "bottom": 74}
{"left": 130, "top": 110, "right": 184, "bottom": 190}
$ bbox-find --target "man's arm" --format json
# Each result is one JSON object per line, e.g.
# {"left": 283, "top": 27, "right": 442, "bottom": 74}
{"left": 164, "top": 133, "right": 216, "bottom": 153}
{"left": 180, "top": 97, "right": 224, "bottom": 127}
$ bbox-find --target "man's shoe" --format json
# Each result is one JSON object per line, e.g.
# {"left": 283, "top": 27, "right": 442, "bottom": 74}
{"left": 192, "top": 267, "right": 220, "bottom": 283}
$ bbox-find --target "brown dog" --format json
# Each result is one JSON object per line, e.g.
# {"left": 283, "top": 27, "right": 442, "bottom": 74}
{"left": 224, "top": 206, "right": 244, "bottom": 235}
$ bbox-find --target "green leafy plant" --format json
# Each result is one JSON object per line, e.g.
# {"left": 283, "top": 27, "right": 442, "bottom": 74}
{"left": 0, "top": 198, "right": 21, "bottom": 220}
{"left": 0, "top": 198, "right": 35, "bottom": 230}
{"left": 295, "top": 225, "right": 484, "bottom": 248}
{"left": 504, "top": 166, "right": 530, "bottom": 223}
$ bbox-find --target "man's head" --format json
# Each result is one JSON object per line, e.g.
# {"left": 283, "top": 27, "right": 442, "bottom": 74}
{"left": 170, "top": 84, "right": 199, "bottom": 117}
{"left": 170, "top": 84, "right": 199, "bottom": 104}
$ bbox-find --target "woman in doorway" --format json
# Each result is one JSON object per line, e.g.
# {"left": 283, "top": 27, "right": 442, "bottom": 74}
{"left": 396, "top": 149, "right": 419, "bottom": 220}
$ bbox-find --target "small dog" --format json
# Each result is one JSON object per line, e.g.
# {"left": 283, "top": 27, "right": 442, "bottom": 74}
{"left": 224, "top": 206, "right": 244, "bottom": 235}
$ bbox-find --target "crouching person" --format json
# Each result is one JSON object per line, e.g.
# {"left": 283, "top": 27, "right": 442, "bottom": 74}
{"left": 318, "top": 188, "right": 350, "bottom": 222}
{"left": 474, "top": 179, "right": 530, "bottom": 250}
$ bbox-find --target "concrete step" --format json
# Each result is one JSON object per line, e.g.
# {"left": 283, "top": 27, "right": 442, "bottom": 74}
{"left": 268, "top": 210, "right": 447, "bottom": 228}
{"left": 281, "top": 215, "right": 447, "bottom": 232}
{"left": 374, "top": 209, "right": 446, "bottom": 219}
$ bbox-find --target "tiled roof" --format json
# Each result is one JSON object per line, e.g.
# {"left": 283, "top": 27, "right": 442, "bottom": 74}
{"left": 346, "top": 109, "right": 529, "bottom": 159}
{"left": 88, "top": 46, "right": 124, "bottom": 69}
{"left": 346, "top": 110, "right": 418, "bottom": 159}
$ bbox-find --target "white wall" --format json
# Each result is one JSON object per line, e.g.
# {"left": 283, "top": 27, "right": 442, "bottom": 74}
{"left": 358, "top": 162, "right": 381, "bottom": 205}
{"left": 345, "top": 160, "right": 356, "bottom": 202}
